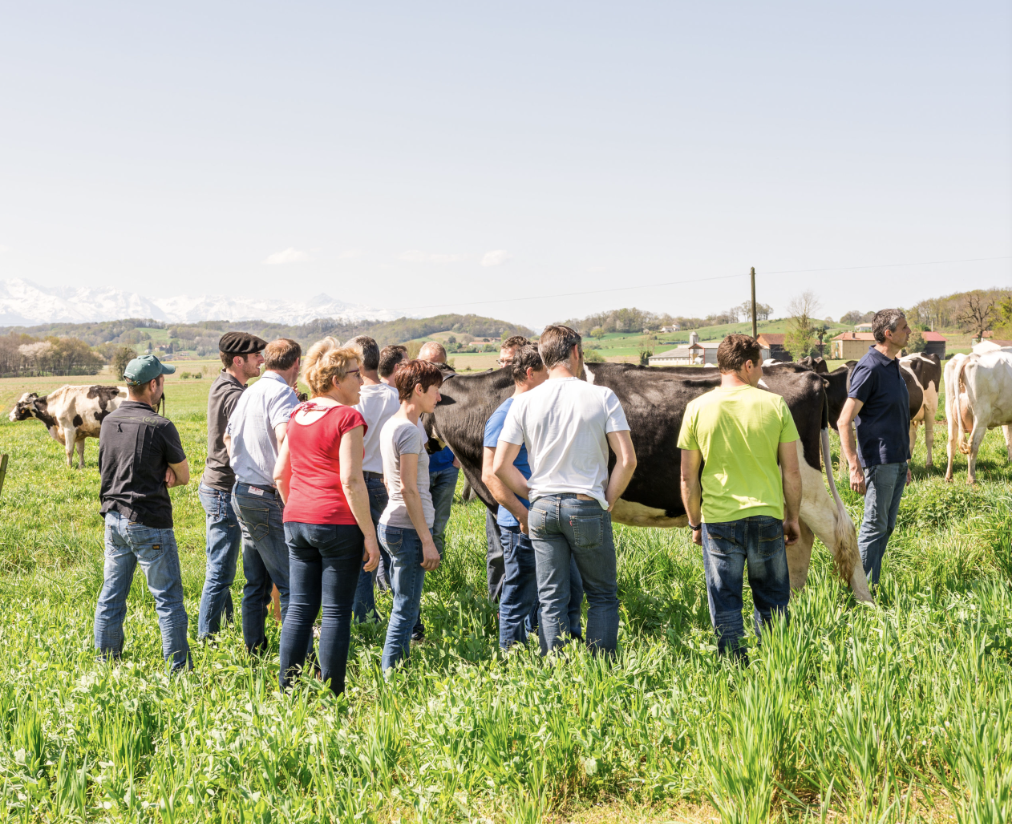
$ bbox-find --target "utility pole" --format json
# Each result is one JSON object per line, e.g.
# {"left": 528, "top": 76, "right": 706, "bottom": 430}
{"left": 750, "top": 267, "right": 758, "bottom": 338}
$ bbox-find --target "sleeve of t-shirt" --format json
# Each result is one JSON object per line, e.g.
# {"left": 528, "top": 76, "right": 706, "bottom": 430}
{"left": 777, "top": 397, "right": 801, "bottom": 443}
{"left": 221, "top": 386, "right": 242, "bottom": 422}
{"left": 268, "top": 387, "right": 298, "bottom": 429}
{"left": 676, "top": 405, "right": 699, "bottom": 451}
{"left": 602, "top": 388, "right": 630, "bottom": 433}
{"left": 339, "top": 408, "right": 367, "bottom": 438}
{"left": 394, "top": 421, "right": 423, "bottom": 459}
{"left": 499, "top": 399, "right": 525, "bottom": 445}
{"left": 483, "top": 407, "right": 507, "bottom": 449}
{"left": 848, "top": 362, "right": 876, "bottom": 403}
{"left": 161, "top": 422, "right": 187, "bottom": 464}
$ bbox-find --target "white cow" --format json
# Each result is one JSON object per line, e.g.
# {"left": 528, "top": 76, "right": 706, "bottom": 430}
{"left": 945, "top": 351, "right": 1012, "bottom": 484}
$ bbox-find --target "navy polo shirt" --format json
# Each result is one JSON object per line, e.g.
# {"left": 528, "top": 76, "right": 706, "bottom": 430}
{"left": 848, "top": 346, "right": 911, "bottom": 468}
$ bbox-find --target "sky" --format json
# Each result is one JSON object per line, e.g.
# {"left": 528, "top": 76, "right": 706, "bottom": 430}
{"left": 1, "top": 2, "right": 1010, "bottom": 328}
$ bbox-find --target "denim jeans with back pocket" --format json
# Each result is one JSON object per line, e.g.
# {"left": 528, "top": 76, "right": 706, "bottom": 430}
{"left": 197, "top": 483, "right": 242, "bottom": 639}
{"left": 700, "top": 515, "right": 790, "bottom": 660}
{"left": 378, "top": 523, "right": 427, "bottom": 671}
{"left": 858, "top": 461, "right": 907, "bottom": 588}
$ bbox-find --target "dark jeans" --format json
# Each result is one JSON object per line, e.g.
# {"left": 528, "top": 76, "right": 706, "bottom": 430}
{"left": 701, "top": 515, "right": 791, "bottom": 660}
{"left": 197, "top": 483, "right": 242, "bottom": 638}
{"left": 94, "top": 511, "right": 191, "bottom": 672}
{"left": 429, "top": 465, "right": 459, "bottom": 558}
{"left": 486, "top": 509, "right": 505, "bottom": 602}
{"left": 280, "top": 522, "right": 363, "bottom": 696}
{"left": 529, "top": 494, "right": 620, "bottom": 655}
{"left": 499, "top": 523, "right": 584, "bottom": 650}
{"left": 858, "top": 461, "right": 907, "bottom": 588}
{"left": 378, "top": 524, "right": 427, "bottom": 670}
{"left": 352, "top": 477, "right": 390, "bottom": 622}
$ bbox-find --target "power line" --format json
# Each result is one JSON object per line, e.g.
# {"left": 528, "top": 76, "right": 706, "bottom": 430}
{"left": 392, "top": 254, "right": 1011, "bottom": 313}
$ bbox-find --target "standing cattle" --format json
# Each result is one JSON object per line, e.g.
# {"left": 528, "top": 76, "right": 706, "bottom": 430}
{"left": 8, "top": 384, "right": 127, "bottom": 467}
{"left": 900, "top": 353, "right": 941, "bottom": 467}
{"left": 427, "top": 362, "right": 872, "bottom": 603}
{"left": 945, "top": 351, "right": 1012, "bottom": 484}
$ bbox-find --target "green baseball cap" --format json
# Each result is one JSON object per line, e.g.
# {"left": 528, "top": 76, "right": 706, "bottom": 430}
{"left": 123, "top": 354, "right": 176, "bottom": 385}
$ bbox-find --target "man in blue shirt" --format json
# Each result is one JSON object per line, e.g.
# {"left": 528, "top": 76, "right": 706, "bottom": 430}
{"left": 481, "top": 344, "right": 583, "bottom": 649}
{"left": 838, "top": 309, "right": 912, "bottom": 588}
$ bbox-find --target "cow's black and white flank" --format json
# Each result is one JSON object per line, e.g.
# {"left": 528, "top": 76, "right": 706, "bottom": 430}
{"left": 427, "top": 362, "right": 871, "bottom": 602}
{"left": 8, "top": 384, "right": 127, "bottom": 467}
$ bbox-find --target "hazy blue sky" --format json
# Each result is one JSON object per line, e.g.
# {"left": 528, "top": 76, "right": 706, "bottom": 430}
{"left": 1, "top": 2, "right": 1010, "bottom": 326}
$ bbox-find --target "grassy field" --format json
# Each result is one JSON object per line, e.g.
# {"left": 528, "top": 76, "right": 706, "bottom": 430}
{"left": 1, "top": 369, "right": 1011, "bottom": 822}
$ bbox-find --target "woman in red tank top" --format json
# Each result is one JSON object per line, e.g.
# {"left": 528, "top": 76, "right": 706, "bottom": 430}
{"left": 273, "top": 338, "right": 380, "bottom": 696}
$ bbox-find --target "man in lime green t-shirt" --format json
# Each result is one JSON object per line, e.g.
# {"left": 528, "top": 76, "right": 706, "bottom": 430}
{"left": 678, "top": 334, "right": 802, "bottom": 660}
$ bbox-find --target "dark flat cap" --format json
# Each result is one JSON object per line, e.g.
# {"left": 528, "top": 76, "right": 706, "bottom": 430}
{"left": 219, "top": 331, "right": 267, "bottom": 354}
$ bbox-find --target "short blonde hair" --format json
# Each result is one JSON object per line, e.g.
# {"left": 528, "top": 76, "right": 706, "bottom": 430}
{"left": 302, "top": 337, "right": 360, "bottom": 397}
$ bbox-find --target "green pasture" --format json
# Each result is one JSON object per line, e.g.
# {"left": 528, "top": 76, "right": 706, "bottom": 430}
{"left": 0, "top": 372, "right": 1011, "bottom": 822}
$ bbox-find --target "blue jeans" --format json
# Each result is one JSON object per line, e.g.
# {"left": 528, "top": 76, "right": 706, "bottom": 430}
{"left": 701, "top": 515, "right": 791, "bottom": 659}
{"left": 429, "top": 466, "right": 459, "bottom": 558}
{"left": 233, "top": 482, "right": 296, "bottom": 654}
{"left": 486, "top": 509, "right": 505, "bottom": 602}
{"left": 197, "top": 483, "right": 242, "bottom": 638}
{"left": 94, "top": 511, "right": 191, "bottom": 672}
{"left": 499, "top": 524, "right": 584, "bottom": 650}
{"left": 378, "top": 524, "right": 427, "bottom": 671}
{"left": 858, "top": 461, "right": 907, "bottom": 588}
{"left": 280, "top": 522, "right": 363, "bottom": 696}
{"left": 353, "top": 477, "right": 390, "bottom": 622}
{"left": 529, "top": 494, "right": 620, "bottom": 655}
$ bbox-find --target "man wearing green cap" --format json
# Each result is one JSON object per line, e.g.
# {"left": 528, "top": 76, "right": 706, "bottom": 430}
{"left": 94, "top": 354, "right": 192, "bottom": 672}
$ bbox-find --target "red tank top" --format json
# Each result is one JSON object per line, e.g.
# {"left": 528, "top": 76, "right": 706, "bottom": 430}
{"left": 283, "top": 403, "right": 367, "bottom": 525}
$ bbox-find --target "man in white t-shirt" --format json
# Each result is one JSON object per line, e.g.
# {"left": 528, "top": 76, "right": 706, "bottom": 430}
{"left": 494, "top": 325, "right": 637, "bottom": 654}
{"left": 346, "top": 335, "right": 401, "bottom": 619}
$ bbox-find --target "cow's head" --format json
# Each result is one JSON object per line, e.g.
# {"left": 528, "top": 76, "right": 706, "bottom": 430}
{"left": 8, "top": 392, "right": 41, "bottom": 422}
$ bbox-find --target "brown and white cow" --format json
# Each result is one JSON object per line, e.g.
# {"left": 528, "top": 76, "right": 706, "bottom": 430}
{"left": 8, "top": 385, "right": 127, "bottom": 468}
{"left": 945, "top": 351, "right": 1012, "bottom": 484}
{"left": 900, "top": 352, "right": 942, "bottom": 467}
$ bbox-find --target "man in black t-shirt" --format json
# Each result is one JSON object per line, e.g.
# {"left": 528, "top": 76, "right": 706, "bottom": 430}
{"left": 94, "top": 355, "right": 193, "bottom": 672}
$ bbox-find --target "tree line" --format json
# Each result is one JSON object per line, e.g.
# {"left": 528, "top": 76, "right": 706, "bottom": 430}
{"left": 0, "top": 333, "right": 106, "bottom": 378}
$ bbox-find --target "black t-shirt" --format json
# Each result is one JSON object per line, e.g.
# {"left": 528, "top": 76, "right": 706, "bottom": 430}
{"left": 99, "top": 401, "right": 187, "bottom": 528}
{"left": 202, "top": 371, "right": 245, "bottom": 491}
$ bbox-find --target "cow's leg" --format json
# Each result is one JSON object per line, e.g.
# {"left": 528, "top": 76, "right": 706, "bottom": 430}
{"left": 1004, "top": 425, "right": 1012, "bottom": 462}
{"left": 944, "top": 400, "right": 959, "bottom": 482}
{"left": 923, "top": 413, "right": 935, "bottom": 468}
{"left": 908, "top": 422, "right": 919, "bottom": 462}
{"left": 785, "top": 520, "right": 815, "bottom": 592}
{"left": 77, "top": 438, "right": 86, "bottom": 469}
{"left": 966, "top": 422, "right": 988, "bottom": 485}
{"left": 64, "top": 427, "right": 77, "bottom": 467}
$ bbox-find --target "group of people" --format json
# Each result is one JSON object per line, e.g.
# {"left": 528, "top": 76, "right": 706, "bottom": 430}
{"left": 91, "top": 308, "right": 912, "bottom": 680}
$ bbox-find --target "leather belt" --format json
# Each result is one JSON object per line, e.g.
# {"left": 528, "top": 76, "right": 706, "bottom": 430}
{"left": 363, "top": 471, "right": 384, "bottom": 481}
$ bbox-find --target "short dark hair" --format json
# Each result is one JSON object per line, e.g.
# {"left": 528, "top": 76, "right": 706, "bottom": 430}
{"left": 717, "top": 334, "right": 762, "bottom": 373}
{"left": 379, "top": 345, "right": 408, "bottom": 379}
{"left": 538, "top": 325, "right": 582, "bottom": 370}
{"left": 502, "top": 335, "right": 530, "bottom": 352}
{"left": 510, "top": 344, "right": 544, "bottom": 383}
{"left": 872, "top": 309, "right": 905, "bottom": 344}
{"left": 344, "top": 335, "right": 380, "bottom": 371}
{"left": 393, "top": 359, "right": 444, "bottom": 401}
{"left": 264, "top": 338, "right": 302, "bottom": 371}
{"left": 220, "top": 351, "right": 243, "bottom": 369}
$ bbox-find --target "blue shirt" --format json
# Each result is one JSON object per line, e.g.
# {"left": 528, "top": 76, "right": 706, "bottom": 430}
{"left": 428, "top": 444, "right": 456, "bottom": 472}
{"left": 483, "top": 397, "right": 531, "bottom": 527}
{"left": 848, "top": 346, "right": 911, "bottom": 468}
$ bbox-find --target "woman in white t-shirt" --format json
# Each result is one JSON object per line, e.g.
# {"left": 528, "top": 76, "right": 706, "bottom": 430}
{"left": 377, "top": 359, "right": 444, "bottom": 671}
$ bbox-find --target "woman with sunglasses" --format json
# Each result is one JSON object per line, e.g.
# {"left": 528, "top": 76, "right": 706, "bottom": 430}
{"left": 274, "top": 337, "right": 380, "bottom": 696}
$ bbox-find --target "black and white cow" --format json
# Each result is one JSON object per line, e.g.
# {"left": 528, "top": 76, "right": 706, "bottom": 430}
{"left": 8, "top": 384, "right": 127, "bottom": 467}
{"left": 426, "top": 362, "right": 872, "bottom": 603}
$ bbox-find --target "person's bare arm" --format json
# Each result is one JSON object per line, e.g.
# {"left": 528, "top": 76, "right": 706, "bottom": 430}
{"left": 166, "top": 459, "right": 190, "bottom": 488}
{"left": 837, "top": 398, "right": 865, "bottom": 495}
{"left": 604, "top": 430, "right": 637, "bottom": 510}
{"left": 679, "top": 448, "right": 703, "bottom": 546}
{"left": 223, "top": 433, "right": 232, "bottom": 459}
{"left": 339, "top": 426, "right": 379, "bottom": 572}
{"left": 493, "top": 440, "right": 529, "bottom": 500}
{"left": 777, "top": 440, "right": 802, "bottom": 546}
{"left": 399, "top": 453, "right": 440, "bottom": 570}
{"left": 273, "top": 437, "right": 293, "bottom": 504}
{"left": 483, "top": 446, "right": 528, "bottom": 530}
{"left": 274, "top": 421, "right": 289, "bottom": 447}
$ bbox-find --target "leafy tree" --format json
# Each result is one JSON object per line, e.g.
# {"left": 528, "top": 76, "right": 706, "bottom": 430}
{"left": 112, "top": 347, "right": 135, "bottom": 380}
{"left": 840, "top": 310, "right": 865, "bottom": 325}
{"left": 906, "top": 330, "right": 928, "bottom": 353}
{"left": 785, "top": 291, "right": 821, "bottom": 360}
{"left": 583, "top": 349, "right": 605, "bottom": 363}
{"left": 956, "top": 292, "right": 997, "bottom": 340}
{"left": 638, "top": 349, "right": 653, "bottom": 366}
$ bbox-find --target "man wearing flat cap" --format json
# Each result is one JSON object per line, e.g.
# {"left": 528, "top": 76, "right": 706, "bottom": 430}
{"left": 94, "top": 355, "right": 192, "bottom": 672}
{"left": 197, "top": 332, "right": 266, "bottom": 640}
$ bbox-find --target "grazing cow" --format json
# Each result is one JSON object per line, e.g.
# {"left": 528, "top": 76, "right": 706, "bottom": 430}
{"left": 8, "top": 384, "right": 127, "bottom": 468}
{"left": 427, "top": 362, "right": 872, "bottom": 603}
{"left": 945, "top": 351, "right": 1012, "bottom": 483}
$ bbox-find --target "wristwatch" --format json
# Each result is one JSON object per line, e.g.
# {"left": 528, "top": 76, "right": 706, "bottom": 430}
{"left": 688, "top": 522, "right": 701, "bottom": 531}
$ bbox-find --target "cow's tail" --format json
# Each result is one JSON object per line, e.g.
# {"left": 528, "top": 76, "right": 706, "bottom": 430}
{"left": 955, "top": 357, "right": 973, "bottom": 455}
{"left": 821, "top": 426, "right": 858, "bottom": 584}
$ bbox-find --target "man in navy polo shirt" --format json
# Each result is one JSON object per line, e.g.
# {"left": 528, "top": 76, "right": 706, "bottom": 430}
{"left": 838, "top": 308, "right": 912, "bottom": 588}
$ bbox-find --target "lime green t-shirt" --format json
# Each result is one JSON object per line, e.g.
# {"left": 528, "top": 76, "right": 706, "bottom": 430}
{"left": 676, "top": 384, "right": 800, "bottom": 524}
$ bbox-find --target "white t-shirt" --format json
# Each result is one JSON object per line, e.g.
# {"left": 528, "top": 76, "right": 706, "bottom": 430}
{"left": 499, "top": 377, "right": 630, "bottom": 509}
{"left": 354, "top": 383, "right": 401, "bottom": 474}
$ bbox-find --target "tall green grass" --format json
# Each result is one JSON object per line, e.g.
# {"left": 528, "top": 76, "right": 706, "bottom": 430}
{"left": 1, "top": 376, "right": 1010, "bottom": 821}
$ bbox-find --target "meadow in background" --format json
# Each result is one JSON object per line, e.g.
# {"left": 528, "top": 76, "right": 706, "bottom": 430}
{"left": 0, "top": 370, "right": 1010, "bottom": 823}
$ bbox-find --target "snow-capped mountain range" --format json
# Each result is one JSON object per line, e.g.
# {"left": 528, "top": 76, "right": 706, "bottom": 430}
{"left": 0, "top": 278, "right": 397, "bottom": 327}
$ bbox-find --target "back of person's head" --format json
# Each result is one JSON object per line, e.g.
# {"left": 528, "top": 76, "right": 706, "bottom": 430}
{"left": 717, "top": 334, "right": 761, "bottom": 373}
{"left": 510, "top": 343, "right": 544, "bottom": 383}
{"left": 502, "top": 335, "right": 530, "bottom": 353}
{"left": 872, "top": 309, "right": 905, "bottom": 344}
{"left": 303, "top": 337, "right": 359, "bottom": 396}
{"left": 538, "top": 325, "right": 582, "bottom": 370}
{"left": 379, "top": 345, "right": 408, "bottom": 379}
{"left": 264, "top": 338, "right": 302, "bottom": 372}
{"left": 393, "top": 358, "right": 444, "bottom": 402}
{"left": 418, "top": 341, "right": 447, "bottom": 363}
{"left": 344, "top": 335, "right": 380, "bottom": 371}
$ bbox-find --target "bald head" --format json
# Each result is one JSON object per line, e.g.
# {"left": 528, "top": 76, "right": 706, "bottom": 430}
{"left": 418, "top": 341, "right": 447, "bottom": 364}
